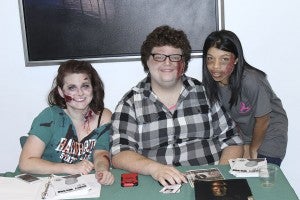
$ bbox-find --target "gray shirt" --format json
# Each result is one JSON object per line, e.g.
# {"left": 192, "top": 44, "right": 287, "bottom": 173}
{"left": 218, "top": 69, "right": 288, "bottom": 159}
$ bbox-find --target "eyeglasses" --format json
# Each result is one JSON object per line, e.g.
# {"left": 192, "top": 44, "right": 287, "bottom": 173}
{"left": 151, "top": 53, "right": 183, "bottom": 62}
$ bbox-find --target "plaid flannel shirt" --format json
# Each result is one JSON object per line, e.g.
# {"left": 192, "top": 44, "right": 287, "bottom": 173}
{"left": 111, "top": 75, "right": 243, "bottom": 166}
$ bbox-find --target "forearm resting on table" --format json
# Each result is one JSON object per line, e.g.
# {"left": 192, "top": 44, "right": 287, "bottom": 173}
{"left": 112, "top": 150, "right": 163, "bottom": 175}
{"left": 219, "top": 145, "right": 243, "bottom": 164}
{"left": 19, "top": 157, "right": 74, "bottom": 175}
{"left": 93, "top": 150, "right": 115, "bottom": 185}
{"left": 19, "top": 135, "right": 75, "bottom": 174}
{"left": 112, "top": 150, "right": 187, "bottom": 186}
{"left": 94, "top": 150, "right": 111, "bottom": 172}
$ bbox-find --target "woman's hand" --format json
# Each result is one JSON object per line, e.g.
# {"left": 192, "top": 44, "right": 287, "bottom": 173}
{"left": 93, "top": 150, "right": 114, "bottom": 185}
{"left": 95, "top": 170, "right": 114, "bottom": 185}
{"left": 249, "top": 145, "right": 258, "bottom": 159}
{"left": 243, "top": 144, "right": 258, "bottom": 159}
{"left": 243, "top": 144, "right": 250, "bottom": 158}
{"left": 71, "top": 159, "right": 94, "bottom": 175}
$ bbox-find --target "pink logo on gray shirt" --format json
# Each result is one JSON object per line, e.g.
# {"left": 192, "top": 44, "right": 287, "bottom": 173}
{"left": 239, "top": 102, "right": 252, "bottom": 113}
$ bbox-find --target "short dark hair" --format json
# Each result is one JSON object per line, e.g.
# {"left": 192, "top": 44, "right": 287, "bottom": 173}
{"left": 48, "top": 59, "right": 105, "bottom": 114}
{"left": 140, "top": 25, "right": 191, "bottom": 73}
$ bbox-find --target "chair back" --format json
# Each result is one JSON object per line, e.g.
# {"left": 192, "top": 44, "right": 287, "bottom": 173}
{"left": 19, "top": 136, "right": 28, "bottom": 148}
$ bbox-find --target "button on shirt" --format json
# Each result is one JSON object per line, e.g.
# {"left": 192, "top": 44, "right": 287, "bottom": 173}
{"left": 110, "top": 75, "right": 243, "bottom": 166}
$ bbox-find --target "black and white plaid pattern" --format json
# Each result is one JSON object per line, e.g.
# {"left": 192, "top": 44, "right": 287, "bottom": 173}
{"left": 111, "top": 75, "right": 243, "bottom": 166}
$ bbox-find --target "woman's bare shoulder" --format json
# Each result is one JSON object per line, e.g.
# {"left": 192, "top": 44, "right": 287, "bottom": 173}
{"left": 100, "top": 108, "right": 112, "bottom": 125}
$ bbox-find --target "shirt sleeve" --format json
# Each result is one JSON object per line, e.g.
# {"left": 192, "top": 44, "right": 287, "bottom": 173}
{"left": 254, "top": 79, "right": 272, "bottom": 117}
{"left": 110, "top": 99, "right": 139, "bottom": 156}
{"left": 29, "top": 107, "right": 54, "bottom": 144}
{"left": 243, "top": 72, "right": 272, "bottom": 117}
{"left": 210, "top": 101, "right": 244, "bottom": 149}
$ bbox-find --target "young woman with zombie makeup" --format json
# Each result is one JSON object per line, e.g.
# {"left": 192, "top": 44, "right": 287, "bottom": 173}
{"left": 18, "top": 60, "right": 114, "bottom": 185}
{"left": 202, "top": 30, "right": 288, "bottom": 166}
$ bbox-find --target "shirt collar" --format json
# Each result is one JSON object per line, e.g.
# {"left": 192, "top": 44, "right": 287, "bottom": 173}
{"left": 136, "top": 74, "right": 196, "bottom": 98}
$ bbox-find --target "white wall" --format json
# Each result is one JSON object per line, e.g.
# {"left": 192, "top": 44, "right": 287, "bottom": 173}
{"left": 0, "top": 0, "right": 299, "bottom": 196}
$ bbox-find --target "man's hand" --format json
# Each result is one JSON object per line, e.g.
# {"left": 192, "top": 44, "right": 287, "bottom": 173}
{"left": 148, "top": 163, "right": 187, "bottom": 186}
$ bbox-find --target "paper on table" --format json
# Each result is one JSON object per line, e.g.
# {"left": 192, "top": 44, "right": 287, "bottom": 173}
{"left": 40, "top": 174, "right": 101, "bottom": 199}
{"left": 229, "top": 158, "right": 267, "bottom": 177}
{"left": 0, "top": 174, "right": 101, "bottom": 200}
{"left": 0, "top": 176, "right": 42, "bottom": 200}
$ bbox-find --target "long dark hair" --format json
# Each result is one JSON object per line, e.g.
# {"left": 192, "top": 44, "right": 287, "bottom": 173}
{"left": 48, "top": 60, "right": 105, "bottom": 114}
{"left": 202, "top": 30, "right": 266, "bottom": 108}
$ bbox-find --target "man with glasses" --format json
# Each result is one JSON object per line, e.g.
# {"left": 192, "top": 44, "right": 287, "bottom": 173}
{"left": 110, "top": 25, "right": 243, "bottom": 186}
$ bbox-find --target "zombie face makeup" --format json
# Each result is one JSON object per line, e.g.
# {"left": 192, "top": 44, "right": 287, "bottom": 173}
{"left": 206, "top": 47, "right": 237, "bottom": 85}
{"left": 58, "top": 73, "right": 93, "bottom": 111}
{"left": 177, "top": 61, "right": 185, "bottom": 78}
{"left": 64, "top": 94, "right": 73, "bottom": 102}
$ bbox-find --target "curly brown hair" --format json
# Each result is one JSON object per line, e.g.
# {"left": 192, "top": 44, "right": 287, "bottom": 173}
{"left": 48, "top": 60, "right": 105, "bottom": 114}
{"left": 140, "top": 25, "right": 191, "bottom": 73}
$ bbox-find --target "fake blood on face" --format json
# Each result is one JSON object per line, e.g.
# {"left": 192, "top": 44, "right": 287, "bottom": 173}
{"left": 64, "top": 94, "right": 73, "bottom": 102}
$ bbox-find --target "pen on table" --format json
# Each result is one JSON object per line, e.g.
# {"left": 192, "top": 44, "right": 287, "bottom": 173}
{"left": 41, "top": 174, "right": 54, "bottom": 199}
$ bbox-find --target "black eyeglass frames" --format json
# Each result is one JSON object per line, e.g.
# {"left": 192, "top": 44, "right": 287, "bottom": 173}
{"left": 151, "top": 54, "right": 183, "bottom": 62}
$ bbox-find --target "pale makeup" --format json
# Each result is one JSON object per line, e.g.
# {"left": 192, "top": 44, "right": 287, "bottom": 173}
{"left": 206, "top": 47, "right": 237, "bottom": 85}
{"left": 147, "top": 46, "right": 184, "bottom": 89}
{"left": 58, "top": 73, "right": 93, "bottom": 111}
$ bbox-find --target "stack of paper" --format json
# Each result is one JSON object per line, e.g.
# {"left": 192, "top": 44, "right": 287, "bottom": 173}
{"left": 49, "top": 174, "right": 91, "bottom": 199}
{"left": 42, "top": 174, "right": 101, "bottom": 199}
{"left": 0, "top": 174, "right": 101, "bottom": 200}
{"left": 229, "top": 158, "right": 267, "bottom": 177}
{"left": 0, "top": 176, "right": 42, "bottom": 200}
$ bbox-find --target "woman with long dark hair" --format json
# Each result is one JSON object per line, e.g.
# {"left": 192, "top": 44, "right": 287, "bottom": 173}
{"left": 202, "top": 30, "right": 288, "bottom": 166}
